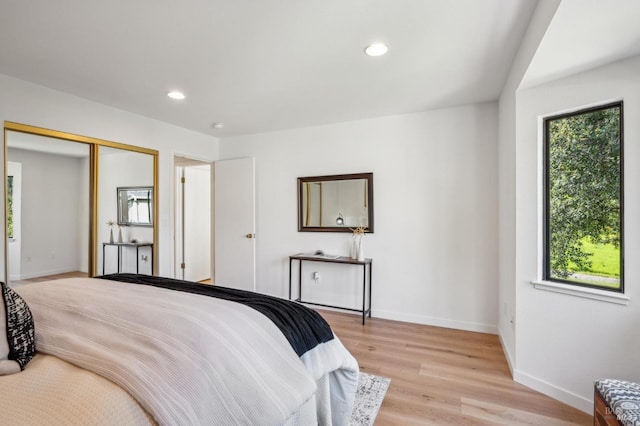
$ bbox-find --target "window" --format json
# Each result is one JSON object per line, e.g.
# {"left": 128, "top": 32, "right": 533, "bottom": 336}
{"left": 544, "top": 102, "right": 623, "bottom": 292}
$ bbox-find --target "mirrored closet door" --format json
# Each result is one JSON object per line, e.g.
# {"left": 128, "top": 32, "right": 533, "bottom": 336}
{"left": 6, "top": 130, "right": 90, "bottom": 284}
{"left": 4, "top": 122, "right": 158, "bottom": 285}
{"left": 97, "top": 146, "right": 155, "bottom": 276}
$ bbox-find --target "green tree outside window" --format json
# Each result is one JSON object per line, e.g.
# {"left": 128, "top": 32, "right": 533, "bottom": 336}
{"left": 544, "top": 102, "right": 623, "bottom": 291}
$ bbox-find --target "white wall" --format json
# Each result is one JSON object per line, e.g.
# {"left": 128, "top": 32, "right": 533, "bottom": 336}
{"left": 0, "top": 73, "right": 219, "bottom": 279}
{"left": 513, "top": 55, "right": 640, "bottom": 412}
{"left": 497, "top": 0, "right": 561, "bottom": 374}
{"left": 220, "top": 103, "right": 499, "bottom": 333}
{"left": 8, "top": 148, "right": 86, "bottom": 278}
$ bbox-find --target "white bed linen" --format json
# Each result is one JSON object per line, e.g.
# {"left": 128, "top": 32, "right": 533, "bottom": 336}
{"left": 15, "top": 278, "right": 358, "bottom": 425}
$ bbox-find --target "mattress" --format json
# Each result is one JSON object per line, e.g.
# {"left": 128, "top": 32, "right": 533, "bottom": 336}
{"left": 4, "top": 276, "right": 358, "bottom": 425}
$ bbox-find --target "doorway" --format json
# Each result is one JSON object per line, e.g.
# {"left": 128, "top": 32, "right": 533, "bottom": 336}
{"left": 175, "top": 156, "right": 212, "bottom": 282}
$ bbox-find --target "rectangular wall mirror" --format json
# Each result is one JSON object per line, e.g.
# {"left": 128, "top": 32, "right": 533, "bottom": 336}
{"left": 117, "top": 186, "right": 154, "bottom": 226}
{"left": 298, "top": 172, "right": 373, "bottom": 233}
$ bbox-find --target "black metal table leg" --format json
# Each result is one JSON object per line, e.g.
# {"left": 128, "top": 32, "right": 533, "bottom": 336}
{"left": 369, "top": 261, "right": 372, "bottom": 318}
{"left": 298, "top": 260, "right": 302, "bottom": 301}
{"left": 288, "top": 258, "right": 292, "bottom": 300}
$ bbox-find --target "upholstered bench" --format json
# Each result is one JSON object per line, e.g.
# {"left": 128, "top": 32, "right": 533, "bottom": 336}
{"left": 594, "top": 379, "right": 640, "bottom": 426}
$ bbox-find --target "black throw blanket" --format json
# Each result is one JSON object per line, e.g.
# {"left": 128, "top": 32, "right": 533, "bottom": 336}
{"left": 98, "top": 273, "right": 334, "bottom": 357}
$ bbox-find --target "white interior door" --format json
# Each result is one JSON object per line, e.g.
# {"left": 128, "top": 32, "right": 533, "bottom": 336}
{"left": 214, "top": 157, "right": 255, "bottom": 291}
{"left": 183, "top": 165, "right": 211, "bottom": 282}
{"left": 175, "top": 157, "right": 212, "bottom": 282}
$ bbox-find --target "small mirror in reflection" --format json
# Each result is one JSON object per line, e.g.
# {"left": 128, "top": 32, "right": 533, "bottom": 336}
{"left": 117, "top": 187, "right": 153, "bottom": 226}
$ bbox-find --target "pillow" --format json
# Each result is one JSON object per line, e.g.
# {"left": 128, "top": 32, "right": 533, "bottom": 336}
{"left": 0, "top": 282, "right": 35, "bottom": 375}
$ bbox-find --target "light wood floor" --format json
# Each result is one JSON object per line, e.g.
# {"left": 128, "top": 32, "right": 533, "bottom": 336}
{"left": 11, "top": 271, "right": 88, "bottom": 286}
{"left": 319, "top": 310, "right": 592, "bottom": 425}
{"left": 13, "top": 273, "right": 592, "bottom": 424}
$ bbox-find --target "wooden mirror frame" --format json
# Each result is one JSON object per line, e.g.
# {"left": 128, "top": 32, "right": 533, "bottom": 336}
{"left": 297, "top": 172, "right": 374, "bottom": 233}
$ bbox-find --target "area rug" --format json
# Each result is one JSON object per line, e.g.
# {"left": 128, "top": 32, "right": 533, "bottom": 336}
{"left": 349, "top": 372, "right": 391, "bottom": 425}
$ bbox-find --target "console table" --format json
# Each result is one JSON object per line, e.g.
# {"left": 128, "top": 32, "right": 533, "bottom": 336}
{"left": 289, "top": 254, "right": 372, "bottom": 324}
{"left": 102, "top": 242, "right": 153, "bottom": 275}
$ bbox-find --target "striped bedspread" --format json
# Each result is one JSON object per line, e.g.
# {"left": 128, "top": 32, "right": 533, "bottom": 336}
{"left": 98, "top": 273, "right": 335, "bottom": 357}
{"left": 16, "top": 277, "right": 357, "bottom": 425}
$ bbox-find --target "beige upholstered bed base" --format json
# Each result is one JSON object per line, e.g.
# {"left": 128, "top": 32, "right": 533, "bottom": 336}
{"left": 0, "top": 353, "right": 320, "bottom": 425}
{"left": 0, "top": 353, "right": 156, "bottom": 425}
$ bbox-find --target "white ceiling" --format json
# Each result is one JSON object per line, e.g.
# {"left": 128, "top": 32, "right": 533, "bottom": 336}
{"left": 7, "top": 131, "right": 89, "bottom": 157}
{"left": 0, "top": 0, "right": 538, "bottom": 138}
{"left": 522, "top": 0, "right": 640, "bottom": 89}
{"left": 3, "top": 1, "right": 639, "bottom": 139}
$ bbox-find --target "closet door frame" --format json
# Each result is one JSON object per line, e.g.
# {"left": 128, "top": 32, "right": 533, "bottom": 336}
{"left": 3, "top": 121, "right": 159, "bottom": 282}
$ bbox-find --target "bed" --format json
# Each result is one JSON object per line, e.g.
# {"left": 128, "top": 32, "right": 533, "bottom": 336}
{"left": 0, "top": 274, "right": 359, "bottom": 425}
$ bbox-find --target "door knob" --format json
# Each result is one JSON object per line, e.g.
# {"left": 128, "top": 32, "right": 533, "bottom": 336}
{"left": 245, "top": 233, "right": 255, "bottom": 239}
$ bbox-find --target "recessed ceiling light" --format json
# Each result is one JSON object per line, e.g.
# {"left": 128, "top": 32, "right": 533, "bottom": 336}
{"left": 211, "top": 122, "right": 224, "bottom": 129}
{"left": 364, "top": 43, "right": 388, "bottom": 57}
{"left": 167, "top": 91, "right": 185, "bottom": 100}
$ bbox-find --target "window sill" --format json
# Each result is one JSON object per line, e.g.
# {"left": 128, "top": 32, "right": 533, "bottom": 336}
{"left": 531, "top": 280, "right": 629, "bottom": 305}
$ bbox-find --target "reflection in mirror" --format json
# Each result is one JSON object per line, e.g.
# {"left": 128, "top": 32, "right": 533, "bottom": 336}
{"left": 5, "top": 131, "right": 90, "bottom": 284}
{"left": 98, "top": 146, "right": 154, "bottom": 275}
{"left": 298, "top": 173, "right": 374, "bottom": 233}
{"left": 4, "top": 122, "right": 159, "bottom": 283}
{"left": 117, "top": 187, "right": 153, "bottom": 226}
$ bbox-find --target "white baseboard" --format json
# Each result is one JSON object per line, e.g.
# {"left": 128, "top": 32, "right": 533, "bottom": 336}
{"left": 321, "top": 308, "right": 591, "bottom": 414}
{"left": 498, "top": 328, "right": 515, "bottom": 376}
{"left": 513, "top": 369, "right": 592, "bottom": 414}
{"left": 323, "top": 308, "right": 590, "bottom": 414}
{"left": 18, "top": 266, "right": 83, "bottom": 280}
{"left": 373, "top": 309, "right": 498, "bottom": 334}
{"left": 497, "top": 328, "right": 591, "bottom": 414}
